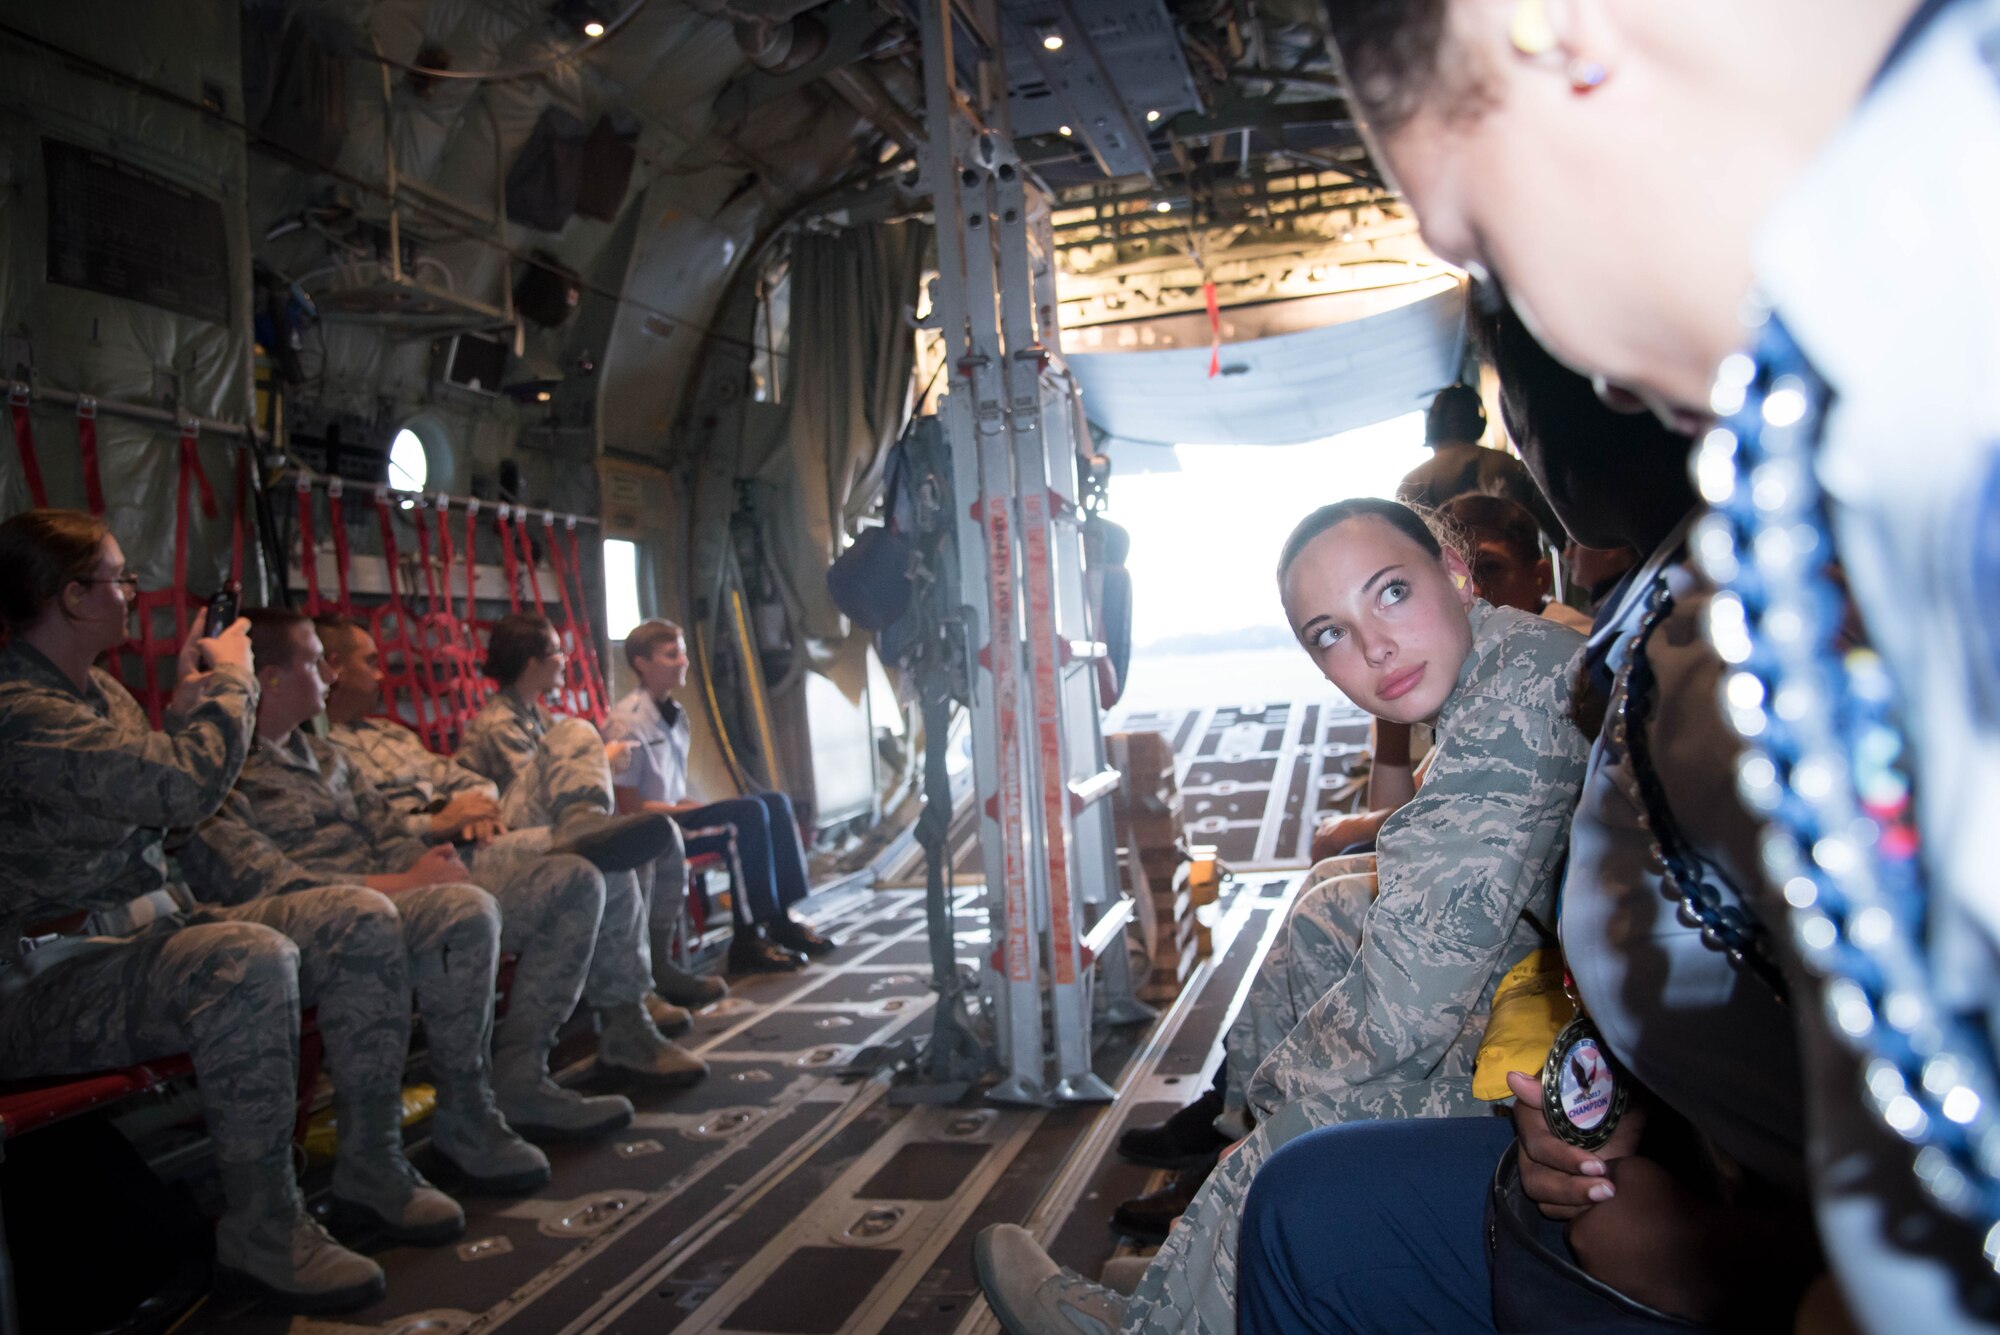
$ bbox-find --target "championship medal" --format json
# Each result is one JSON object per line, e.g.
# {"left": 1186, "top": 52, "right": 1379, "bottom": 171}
{"left": 1541, "top": 1014, "right": 1627, "bottom": 1150}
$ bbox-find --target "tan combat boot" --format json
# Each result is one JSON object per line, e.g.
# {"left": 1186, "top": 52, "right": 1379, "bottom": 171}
{"left": 430, "top": 1071, "right": 554, "bottom": 1193}
{"left": 644, "top": 991, "right": 694, "bottom": 1036}
{"left": 651, "top": 950, "right": 729, "bottom": 1008}
{"left": 596, "top": 1001, "right": 708, "bottom": 1088}
{"left": 490, "top": 1028, "right": 635, "bottom": 1140}
{"left": 326, "top": 1087, "right": 466, "bottom": 1245}
{"left": 215, "top": 1152, "right": 385, "bottom": 1314}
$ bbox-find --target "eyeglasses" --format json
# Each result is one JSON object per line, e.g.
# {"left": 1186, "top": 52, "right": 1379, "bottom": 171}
{"left": 77, "top": 575, "right": 141, "bottom": 590}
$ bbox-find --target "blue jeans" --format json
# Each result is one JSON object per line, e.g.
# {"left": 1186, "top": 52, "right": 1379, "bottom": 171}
{"left": 1239, "top": 1116, "right": 1516, "bottom": 1334}
{"left": 676, "top": 791, "right": 809, "bottom": 926}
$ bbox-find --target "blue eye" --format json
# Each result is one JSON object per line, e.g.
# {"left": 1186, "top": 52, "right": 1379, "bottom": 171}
{"left": 1380, "top": 580, "right": 1410, "bottom": 608}
{"left": 1312, "top": 625, "right": 1345, "bottom": 650}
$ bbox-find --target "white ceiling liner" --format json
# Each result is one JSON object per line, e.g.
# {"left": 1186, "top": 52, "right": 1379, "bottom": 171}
{"left": 1068, "top": 275, "right": 1466, "bottom": 471}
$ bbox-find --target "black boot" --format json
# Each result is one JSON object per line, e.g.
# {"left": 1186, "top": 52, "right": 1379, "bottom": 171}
{"left": 553, "top": 811, "right": 678, "bottom": 873}
{"left": 1110, "top": 1164, "right": 1208, "bottom": 1242}
{"left": 1117, "top": 1083, "right": 1230, "bottom": 1170}
{"left": 768, "top": 914, "right": 835, "bottom": 957}
{"left": 728, "top": 924, "right": 806, "bottom": 975}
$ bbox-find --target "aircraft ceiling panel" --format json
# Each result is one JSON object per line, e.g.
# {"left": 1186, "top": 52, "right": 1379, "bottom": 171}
{"left": 1067, "top": 280, "right": 1467, "bottom": 449}
{"left": 1001, "top": 0, "right": 1200, "bottom": 178}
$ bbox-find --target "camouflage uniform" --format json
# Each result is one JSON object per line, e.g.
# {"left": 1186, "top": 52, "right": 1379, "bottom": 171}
{"left": 454, "top": 694, "right": 671, "bottom": 1007}
{"left": 1218, "top": 852, "right": 1373, "bottom": 1124}
{"left": 330, "top": 716, "right": 498, "bottom": 841}
{"left": 1123, "top": 603, "right": 1590, "bottom": 1335}
{"left": 457, "top": 693, "right": 607, "bottom": 830}
{"left": 178, "top": 729, "right": 605, "bottom": 1082}
{"left": 331, "top": 714, "right": 558, "bottom": 896}
{"left": 0, "top": 643, "right": 412, "bottom": 1166}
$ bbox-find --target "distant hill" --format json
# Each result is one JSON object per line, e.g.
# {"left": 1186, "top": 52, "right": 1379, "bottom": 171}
{"left": 1135, "top": 623, "right": 1298, "bottom": 656}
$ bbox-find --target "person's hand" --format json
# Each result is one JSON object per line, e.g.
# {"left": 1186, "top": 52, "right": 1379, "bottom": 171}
{"left": 460, "top": 818, "right": 505, "bottom": 846}
{"left": 402, "top": 843, "right": 469, "bottom": 887}
{"left": 171, "top": 617, "right": 253, "bottom": 714}
{"left": 193, "top": 616, "right": 252, "bottom": 675}
{"left": 429, "top": 791, "right": 501, "bottom": 841}
{"left": 174, "top": 614, "right": 252, "bottom": 682}
{"left": 1311, "top": 810, "right": 1383, "bottom": 862}
{"left": 604, "top": 739, "right": 634, "bottom": 774}
{"left": 1565, "top": 1156, "right": 1724, "bottom": 1323}
{"left": 1506, "top": 1068, "right": 1646, "bottom": 1220}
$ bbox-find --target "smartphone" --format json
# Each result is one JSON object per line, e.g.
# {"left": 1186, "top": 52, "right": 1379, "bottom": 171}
{"left": 204, "top": 583, "right": 240, "bottom": 637}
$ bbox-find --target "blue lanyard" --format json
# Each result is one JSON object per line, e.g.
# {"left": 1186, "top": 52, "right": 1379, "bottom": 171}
{"left": 1694, "top": 312, "right": 2000, "bottom": 1255}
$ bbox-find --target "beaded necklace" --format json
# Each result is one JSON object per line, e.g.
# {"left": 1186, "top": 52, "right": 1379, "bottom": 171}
{"left": 1691, "top": 311, "right": 2000, "bottom": 1260}
{"left": 1612, "top": 577, "right": 1790, "bottom": 1002}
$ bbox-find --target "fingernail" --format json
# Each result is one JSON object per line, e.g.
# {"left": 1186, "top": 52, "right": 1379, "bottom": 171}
{"left": 1580, "top": 1160, "right": 1605, "bottom": 1176}
{"left": 1588, "top": 1183, "right": 1614, "bottom": 1202}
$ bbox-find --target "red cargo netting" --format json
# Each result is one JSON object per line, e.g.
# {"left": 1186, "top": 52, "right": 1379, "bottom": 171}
{"left": 283, "top": 474, "right": 604, "bottom": 750}
{"left": 546, "top": 514, "right": 610, "bottom": 723}
{"left": 113, "top": 423, "right": 239, "bottom": 726}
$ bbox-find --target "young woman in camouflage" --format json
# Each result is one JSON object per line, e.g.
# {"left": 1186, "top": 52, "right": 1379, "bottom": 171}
{"left": 0, "top": 509, "right": 447, "bottom": 1313}
{"left": 976, "top": 498, "right": 1591, "bottom": 1335}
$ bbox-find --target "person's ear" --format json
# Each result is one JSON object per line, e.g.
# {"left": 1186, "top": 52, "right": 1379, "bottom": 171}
{"left": 1443, "top": 548, "right": 1478, "bottom": 608}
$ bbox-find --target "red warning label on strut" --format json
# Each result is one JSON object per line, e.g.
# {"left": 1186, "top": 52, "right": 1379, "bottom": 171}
{"left": 983, "top": 496, "right": 1032, "bottom": 984}
{"left": 1021, "top": 490, "right": 1076, "bottom": 986}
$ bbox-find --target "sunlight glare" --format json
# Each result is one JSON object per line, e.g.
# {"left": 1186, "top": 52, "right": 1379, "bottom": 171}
{"left": 1108, "top": 412, "right": 1431, "bottom": 653}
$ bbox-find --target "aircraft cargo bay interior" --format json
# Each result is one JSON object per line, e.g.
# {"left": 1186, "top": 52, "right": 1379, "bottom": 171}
{"left": 0, "top": 2, "right": 1995, "bottom": 1335}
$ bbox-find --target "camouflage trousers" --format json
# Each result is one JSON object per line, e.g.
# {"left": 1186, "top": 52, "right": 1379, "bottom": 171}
{"left": 1222, "top": 856, "right": 1374, "bottom": 1121}
{"left": 641, "top": 829, "right": 689, "bottom": 972}
{"left": 1121, "top": 1075, "right": 1487, "bottom": 1335}
{"left": 355, "top": 881, "right": 502, "bottom": 1085}
{"left": 483, "top": 716, "right": 679, "bottom": 1009}
{"left": 1125, "top": 858, "right": 1490, "bottom": 1334}
{"left": 0, "top": 885, "right": 419, "bottom": 1165}
{"left": 454, "top": 849, "right": 606, "bottom": 1048}
{"left": 469, "top": 835, "right": 675, "bottom": 1015}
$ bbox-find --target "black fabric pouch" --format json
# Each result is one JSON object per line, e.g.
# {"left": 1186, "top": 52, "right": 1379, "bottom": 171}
{"left": 1486, "top": 1150, "right": 1715, "bottom": 1334}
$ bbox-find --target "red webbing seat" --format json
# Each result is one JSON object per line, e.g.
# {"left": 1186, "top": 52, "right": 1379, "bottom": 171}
{"left": 0, "top": 1006, "right": 326, "bottom": 1145}
{"left": 0, "top": 1057, "right": 193, "bottom": 1142}
{"left": 6, "top": 384, "right": 47, "bottom": 508}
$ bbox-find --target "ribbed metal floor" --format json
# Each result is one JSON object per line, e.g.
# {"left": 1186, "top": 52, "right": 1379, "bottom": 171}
{"left": 170, "top": 871, "right": 1298, "bottom": 1335}
{"left": 1109, "top": 700, "right": 1373, "bottom": 866}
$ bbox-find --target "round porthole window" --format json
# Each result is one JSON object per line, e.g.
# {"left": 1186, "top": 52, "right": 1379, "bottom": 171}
{"left": 389, "top": 428, "right": 429, "bottom": 493}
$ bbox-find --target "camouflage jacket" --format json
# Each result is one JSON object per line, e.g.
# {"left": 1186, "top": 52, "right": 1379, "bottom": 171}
{"left": 455, "top": 692, "right": 551, "bottom": 793}
{"left": 1246, "top": 601, "right": 1590, "bottom": 1118}
{"left": 179, "top": 728, "right": 429, "bottom": 904}
{"left": 0, "top": 641, "right": 256, "bottom": 937}
{"left": 330, "top": 716, "right": 497, "bottom": 840}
